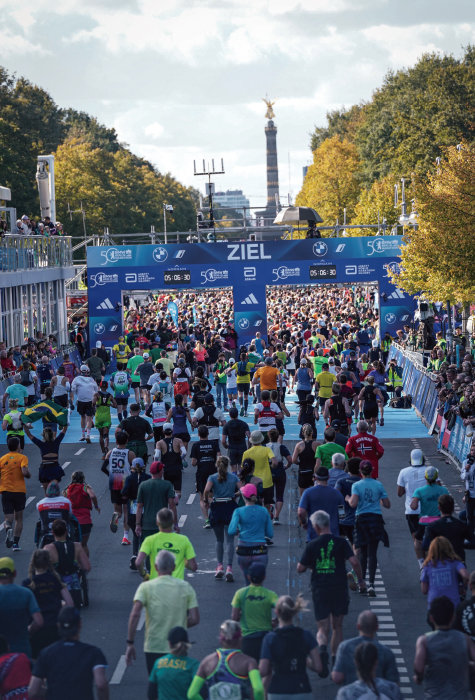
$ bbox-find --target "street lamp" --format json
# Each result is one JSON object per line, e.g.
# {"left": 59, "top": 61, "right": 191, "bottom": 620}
{"left": 163, "top": 203, "right": 173, "bottom": 244}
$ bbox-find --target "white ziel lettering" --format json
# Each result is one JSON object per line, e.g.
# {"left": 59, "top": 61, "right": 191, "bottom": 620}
{"left": 226, "top": 243, "right": 271, "bottom": 261}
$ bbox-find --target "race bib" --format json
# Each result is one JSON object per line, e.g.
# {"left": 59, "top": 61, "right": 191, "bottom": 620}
{"left": 209, "top": 682, "right": 242, "bottom": 699}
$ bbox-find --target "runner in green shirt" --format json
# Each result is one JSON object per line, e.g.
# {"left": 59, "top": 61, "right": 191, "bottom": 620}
{"left": 135, "top": 507, "right": 197, "bottom": 579}
{"left": 127, "top": 349, "right": 144, "bottom": 403}
{"left": 149, "top": 627, "right": 199, "bottom": 700}
{"left": 231, "top": 562, "right": 277, "bottom": 661}
{"left": 315, "top": 428, "right": 347, "bottom": 470}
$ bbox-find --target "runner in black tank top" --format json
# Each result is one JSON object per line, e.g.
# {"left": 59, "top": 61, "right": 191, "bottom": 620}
{"left": 293, "top": 425, "right": 316, "bottom": 495}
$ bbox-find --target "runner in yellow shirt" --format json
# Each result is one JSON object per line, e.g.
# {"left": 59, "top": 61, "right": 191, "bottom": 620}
{"left": 315, "top": 363, "right": 335, "bottom": 410}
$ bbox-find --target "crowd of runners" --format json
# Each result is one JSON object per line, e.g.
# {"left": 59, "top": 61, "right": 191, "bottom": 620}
{"left": 0, "top": 284, "right": 474, "bottom": 699}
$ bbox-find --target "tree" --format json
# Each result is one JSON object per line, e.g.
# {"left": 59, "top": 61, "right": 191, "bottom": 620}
{"left": 310, "top": 104, "right": 365, "bottom": 152}
{"left": 356, "top": 48, "right": 475, "bottom": 185}
{"left": 296, "top": 136, "right": 361, "bottom": 227}
{"left": 389, "top": 142, "right": 475, "bottom": 304}
{"left": 351, "top": 174, "right": 402, "bottom": 235}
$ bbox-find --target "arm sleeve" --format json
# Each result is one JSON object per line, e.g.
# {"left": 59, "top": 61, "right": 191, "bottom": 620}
{"left": 249, "top": 668, "right": 265, "bottom": 700}
{"left": 187, "top": 675, "right": 205, "bottom": 700}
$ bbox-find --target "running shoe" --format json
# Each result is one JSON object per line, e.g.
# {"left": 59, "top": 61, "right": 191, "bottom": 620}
{"left": 244, "top": 411, "right": 248, "bottom": 417}
{"left": 318, "top": 648, "right": 329, "bottom": 678}
{"left": 121, "top": 535, "right": 131, "bottom": 545}
{"left": 273, "top": 518, "right": 280, "bottom": 525}
{"left": 240, "top": 406, "right": 245, "bottom": 416}
{"left": 79, "top": 436, "right": 86, "bottom": 441}
{"left": 215, "top": 565, "right": 224, "bottom": 579}
{"left": 347, "top": 571, "right": 357, "bottom": 591}
{"left": 5, "top": 527, "right": 13, "bottom": 549}
{"left": 203, "top": 519, "right": 212, "bottom": 529}
{"left": 129, "top": 556, "right": 137, "bottom": 571}
{"left": 110, "top": 513, "right": 119, "bottom": 533}
{"left": 367, "top": 585, "right": 376, "bottom": 597}
{"left": 380, "top": 418, "right": 384, "bottom": 426}
{"left": 85, "top": 436, "right": 91, "bottom": 444}
{"left": 225, "top": 567, "right": 234, "bottom": 583}
{"left": 265, "top": 537, "right": 274, "bottom": 546}
{"left": 12, "top": 543, "right": 21, "bottom": 552}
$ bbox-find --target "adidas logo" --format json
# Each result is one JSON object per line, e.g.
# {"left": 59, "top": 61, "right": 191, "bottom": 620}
{"left": 241, "top": 293, "right": 258, "bottom": 305}
{"left": 387, "top": 289, "right": 405, "bottom": 300}
{"left": 96, "top": 298, "right": 114, "bottom": 310}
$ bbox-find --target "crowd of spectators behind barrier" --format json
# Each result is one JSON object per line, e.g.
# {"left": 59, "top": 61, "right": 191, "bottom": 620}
{"left": 1, "top": 213, "right": 66, "bottom": 237}
{"left": 0, "top": 333, "right": 69, "bottom": 382}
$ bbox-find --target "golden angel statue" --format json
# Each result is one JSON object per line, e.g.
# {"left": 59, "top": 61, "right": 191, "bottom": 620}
{"left": 262, "top": 97, "right": 275, "bottom": 120}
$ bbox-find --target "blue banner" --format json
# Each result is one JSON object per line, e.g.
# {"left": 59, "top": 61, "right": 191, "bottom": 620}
{"left": 167, "top": 301, "right": 179, "bottom": 327}
{"left": 192, "top": 305, "right": 197, "bottom": 325}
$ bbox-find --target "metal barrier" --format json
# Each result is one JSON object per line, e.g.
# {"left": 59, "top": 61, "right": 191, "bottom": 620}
{"left": 388, "top": 344, "right": 472, "bottom": 467}
{"left": 0, "top": 234, "right": 72, "bottom": 272}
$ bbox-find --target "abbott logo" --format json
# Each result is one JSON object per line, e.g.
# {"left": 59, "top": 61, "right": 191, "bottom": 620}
{"left": 243, "top": 267, "right": 256, "bottom": 281}
{"left": 125, "top": 273, "right": 137, "bottom": 283}
{"left": 345, "top": 265, "right": 357, "bottom": 275}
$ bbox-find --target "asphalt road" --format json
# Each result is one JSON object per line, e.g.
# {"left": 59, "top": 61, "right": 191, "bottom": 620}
{"left": 3, "top": 429, "right": 472, "bottom": 699}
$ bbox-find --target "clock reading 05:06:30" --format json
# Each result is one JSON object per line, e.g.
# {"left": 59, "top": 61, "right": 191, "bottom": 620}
{"left": 309, "top": 264, "right": 337, "bottom": 279}
{"left": 163, "top": 270, "right": 191, "bottom": 284}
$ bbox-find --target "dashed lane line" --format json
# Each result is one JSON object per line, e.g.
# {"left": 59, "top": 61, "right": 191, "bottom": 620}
{"left": 74, "top": 448, "right": 85, "bottom": 455}
{"left": 186, "top": 493, "right": 196, "bottom": 505}
{"left": 110, "top": 655, "right": 127, "bottom": 685}
{"left": 62, "top": 461, "right": 71, "bottom": 471}
{"left": 178, "top": 514, "right": 187, "bottom": 528}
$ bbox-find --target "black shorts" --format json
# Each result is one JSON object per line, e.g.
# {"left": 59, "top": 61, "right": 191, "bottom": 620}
{"left": 312, "top": 587, "right": 349, "bottom": 620}
{"left": 142, "top": 384, "right": 152, "bottom": 391}
{"left": 110, "top": 489, "right": 128, "bottom": 505}
{"left": 272, "top": 471, "right": 286, "bottom": 503}
{"left": 164, "top": 468, "right": 182, "bottom": 493}
{"left": 406, "top": 514, "right": 420, "bottom": 535}
{"left": 77, "top": 401, "right": 95, "bottom": 417}
{"left": 237, "top": 383, "right": 250, "bottom": 395}
{"left": 414, "top": 523, "right": 426, "bottom": 541}
{"left": 1, "top": 491, "right": 26, "bottom": 515}
{"left": 262, "top": 486, "right": 274, "bottom": 505}
{"left": 40, "top": 382, "right": 51, "bottom": 394}
{"left": 53, "top": 394, "right": 68, "bottom": 408}
{"left": 79, "top": 523, "right": 93, "bottom": 536}
{"left": 174, "top": 432, "right": 190, "bottom": 444}
{"left": 196, "top": 469, "right": 215, "bottom": 495}
{"left": 363, "top": 404, "right": 379, "bottom": 419}
{"left": 7, "top": 434, "right": 25, "bottom": 449}
{"left": 298, "top": 470, "right": 314, "bottom": 490}
{"left": 228, "top": 447, "right": 246, "bottom": 465}
{"left": 153, "top": 426, "right": 165, "bottom": 443}
{"left": 115, "top": 397, "right": 129, "bottom": 406}
{"left": 339, "top": 523, "right": 354, "bottom": 543}
{"left": 319, "top": 397, "right": 328, "bottom": 408}
{"left": 39, "top": 464, "right": 65, "bottom": 484}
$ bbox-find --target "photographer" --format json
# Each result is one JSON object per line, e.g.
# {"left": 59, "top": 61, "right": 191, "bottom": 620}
{"left": 462, "top": 444, "right": 475, "bottom": 536}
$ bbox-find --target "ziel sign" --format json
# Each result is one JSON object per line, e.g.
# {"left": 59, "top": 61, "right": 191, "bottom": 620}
{"left": 87, "top": 236, "right": 415, "bottom": 349}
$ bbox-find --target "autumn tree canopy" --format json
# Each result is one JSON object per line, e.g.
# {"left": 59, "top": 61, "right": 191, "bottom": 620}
{"left": 390, "top": 142, "right": 475, "bottom": 304}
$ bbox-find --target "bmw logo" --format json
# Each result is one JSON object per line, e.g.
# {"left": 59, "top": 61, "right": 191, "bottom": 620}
{"left": 384, "top": 313, "right": 397, "bottom": 325}
{"left": 153, "top": 247, "right": 168, "bottom": 263}
{"left": 238, "top": 318, "right": 250, "bottom": 329}
{"left": 313, "top": 241, "right": 328, "bottom": 257}
{"left": 94, "top": 323, "right": 106, "bottom": 335}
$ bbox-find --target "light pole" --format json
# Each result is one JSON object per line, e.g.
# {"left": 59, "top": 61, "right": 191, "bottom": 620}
{"left": 163, "top": 203, "right": 173, "bottom": 244}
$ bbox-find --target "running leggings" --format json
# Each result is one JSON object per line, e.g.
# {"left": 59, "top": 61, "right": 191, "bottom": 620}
{"left": 213, "top": 525, "right": 235, "bottom": 567}
{"left": 359, "top": 540, "right": 379, "bottom": 584}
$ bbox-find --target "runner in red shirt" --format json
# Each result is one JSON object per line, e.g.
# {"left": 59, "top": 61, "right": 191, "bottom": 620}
{"left": 345, "top": 420, "right": 384, "bottom": 478}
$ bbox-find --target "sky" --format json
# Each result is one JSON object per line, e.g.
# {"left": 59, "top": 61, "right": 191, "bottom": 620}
{"left": 1, "top": 0, "right": 474, "bottom": 211}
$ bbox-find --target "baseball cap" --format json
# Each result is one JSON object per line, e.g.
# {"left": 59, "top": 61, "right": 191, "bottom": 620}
{"left": 96, "top": 341, "right": 102, "bottom": 348}
{"left": 58, "top": 606, "right": 81, "bottom": 632}
{"left": 228, "top": 357, "right": 235, "bottom": 365}
{"left": 80, "top": 364, "right": 89, "bottom": 372}
{"left": 410, "top": 449, "right": 424, "bottom": 466}
{"left": 132, "top": 457, "right": 145, "bottom": 470}
{"left": 0, "top": 557, "right": 15, "bottom": 578}
{"left": 149, "top": 461, "right": 164, "bottom": 475}
{"left": 143, "top": 352, "right": 150, "bottom": 358}
{"left": 168, "top": 626, "right": 191, "bottom": 645}
{"left": 330, "top": 419, "right": 341, "bottom": 429}
{"left": 240, "top": 483, "right": 257, "bottom": 499}
{"left": 315, "top": 467, "right": 329, "bottom": 481}
{"left": 248, "top": 562, "right": 266, "bottom": 583}
{"left": 425, "top": 466, "right": 438, "bottom": 482}
{"left": 163, "top": 422, "right": 173, "bottom": 432}
{"left": 204, "top": 393, "right": 214, "bottom": 402}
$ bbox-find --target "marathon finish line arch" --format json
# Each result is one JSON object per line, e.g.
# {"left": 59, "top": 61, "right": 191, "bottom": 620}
{"left": 86, "top": 236, "right": 416, "bottom": 350}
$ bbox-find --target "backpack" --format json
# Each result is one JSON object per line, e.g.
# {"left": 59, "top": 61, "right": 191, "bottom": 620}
{"left": 329, "top": 396, "right": 347, "bottom": 423}
{"left": 20, "top": 369, "right": 33, "bottom": 387}
{"left": 9, "top": 412, "right": 23, "bottom": 431}
{"left": 117, "top": 342, "right": 127, "bottom": 355}
{"left": 237, "top": 360, "right": 248, "bottom": 377}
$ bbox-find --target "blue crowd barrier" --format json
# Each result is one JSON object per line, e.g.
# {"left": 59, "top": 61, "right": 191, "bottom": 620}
{"left": 387, "top": 344, "right": 472, "bottom": 467}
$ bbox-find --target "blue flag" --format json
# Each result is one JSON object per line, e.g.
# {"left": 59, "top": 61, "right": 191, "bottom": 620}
{"left": 192, "top": 305, "right": 198, "bottom": 324}
{"left": 167, "top": 301, "right": 179, "bottom": 327}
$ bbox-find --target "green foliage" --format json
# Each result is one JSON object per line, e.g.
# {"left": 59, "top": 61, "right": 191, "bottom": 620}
{"left": 310, "top": 104, "right": 365, "bottom": 152}
{"left": 0, "top": 67, "right": 197, "bottom": 232}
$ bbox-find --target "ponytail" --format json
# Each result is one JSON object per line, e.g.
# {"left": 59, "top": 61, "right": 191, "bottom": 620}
{"left": 217, "top": 455, "right": 229, "bottom": 483}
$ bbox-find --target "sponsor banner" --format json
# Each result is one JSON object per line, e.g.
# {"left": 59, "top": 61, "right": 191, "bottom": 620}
{"left": 167, "top": 301, "right": 179, "bottom": 327}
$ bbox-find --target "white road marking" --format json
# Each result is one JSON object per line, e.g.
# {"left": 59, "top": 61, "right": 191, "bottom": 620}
{"left": 379, "top": 624, "right": 396, "bottom": 629}
{"left": 110, "top": 655, "right": 127, "bottom": 684}
{"left": 369, "top": 600, "right": 390, "bottom": 605}
{"left": 377, "top": 631, "right": 398, "bottom": 637}
{"left": 0, "top": 496, "right": 36, "bottom": 532}
{"left": 62, "top": 461, "right": 71, "bottom": 471}
{"left": 186, "top": 493, "right": 196, "bottom": 505}
{"left": 178, "top": 514, "right": 187, "bottom": 528}
{"left": 74, "top": 448, "right": 85, "bottom": 455}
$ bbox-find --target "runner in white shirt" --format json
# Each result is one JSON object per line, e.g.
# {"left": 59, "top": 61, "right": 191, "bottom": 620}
{"left": 226, "top": 358, "right": 238, "bottom": 408}
{"left": 71, "top": 366, "right": 98, "bottom": 443}
{"left": 396, "top": 449, "right": 428, "bottom": 544}
{"left": 101, "top": 431, "right": 134, "bottom": 544}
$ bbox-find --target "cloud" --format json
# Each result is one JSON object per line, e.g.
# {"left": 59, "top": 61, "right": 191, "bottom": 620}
{"left": 144, "top": 121, "right": 165, "bottom": 139}
{"left": 0, "top": 29, "right": 50, "bottom": 58}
